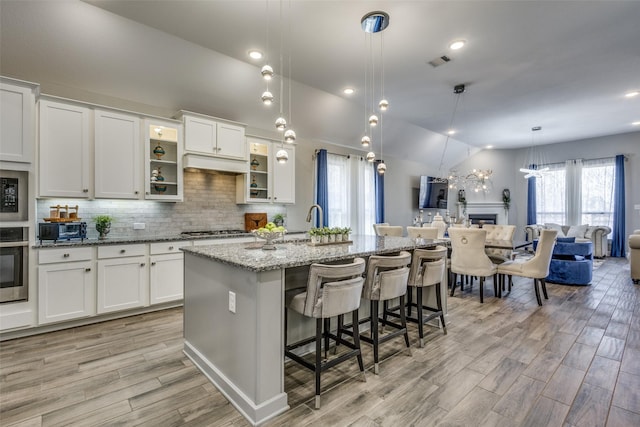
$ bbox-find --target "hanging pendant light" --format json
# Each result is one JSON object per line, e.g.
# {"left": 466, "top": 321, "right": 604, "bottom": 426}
{"left": 361, "top": 135, "right": 371, "bottom": 147}
{"left": 261, "top": 90, "right": 274, "bottom": 105}
{"left": 276, "top": 148, "right": 289, "bottom": 163}
{"left": 378, "top": 99, "right": 389, "bottom": 111}
{"left": 284, "top": 129, "right": 296, "bottom": 143}
{"left": 377, "top": 161, "right": 386, "bottom": 174}
{"left": 275, "top": 116, "right": 287, "bottom": 131}
{"left": 369, "top": 114, "right": 379, "bottom": 126}
{"left": 261, "top": 64, "right": 274, "bottom": 80}
{"left": 366, "top": 151, "right": 376, "bottom": 162}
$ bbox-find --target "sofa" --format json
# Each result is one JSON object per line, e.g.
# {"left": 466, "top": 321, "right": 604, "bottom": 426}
{"left": 525, "top": 223, "right": 611, "bottom": 258}
{"left": 630, "top": 230, "right": 640, "bottom": 284}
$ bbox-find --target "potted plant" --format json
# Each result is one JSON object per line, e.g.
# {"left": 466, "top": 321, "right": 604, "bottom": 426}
{"left": 94, "top": 215, "right": 113, "bottom": 240}
{"left": 332, "top": 227, "right": 343, "bottom": 242}
{"left": 308, "top": 227, "right": 320, "bottom": 244}
{"left": 342, "top": 227, "right": 352, "bottom": 241}
{"left": 272, "top": 213, "right": 285, "bottom": 227}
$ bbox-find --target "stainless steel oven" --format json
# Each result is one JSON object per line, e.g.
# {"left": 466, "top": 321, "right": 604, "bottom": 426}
{"left": 0, "top": 227, "right": 28, "bottom": 303}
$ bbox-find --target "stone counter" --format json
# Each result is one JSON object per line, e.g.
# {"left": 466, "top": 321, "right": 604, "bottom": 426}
{"left": 182, "top": 235, "right": 442, "bottom": 272}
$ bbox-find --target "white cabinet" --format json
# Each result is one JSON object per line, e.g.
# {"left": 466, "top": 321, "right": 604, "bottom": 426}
{"left": 38, "top": 247, "right": 95, "bottom": 324}
{"left": 38, "top": 98, "right": 92, "bottom": 198}
{"left": 149, "top": 241, "right": 190, "bottom": 304}
{"left": 97, "top": 244, "right": 148, "bottom": 314}
{"left": 180, "top": 111, "right": 246, "bottom": 160}
{"left": 0, "top": 77, "right": 38, "bottom": 163}
{"left": 237, "top": 136, "right": 295, "bottom": 204}
{"left": 94, "top": 109, "right": 141, "bottom": 199}
{"left": 144, "top": 119, "right": 183, "bottom": 201}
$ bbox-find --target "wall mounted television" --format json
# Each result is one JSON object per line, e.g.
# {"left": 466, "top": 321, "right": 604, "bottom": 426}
{"left": 418, "top": 176, "right": 448, "bottom": 209}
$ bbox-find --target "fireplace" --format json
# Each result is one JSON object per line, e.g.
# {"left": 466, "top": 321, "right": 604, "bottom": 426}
{"left": 468, "top": 213, "right": 497, "bottom": 227}
{"left": 457, "top": 202, "right": 508, "bottom": 225}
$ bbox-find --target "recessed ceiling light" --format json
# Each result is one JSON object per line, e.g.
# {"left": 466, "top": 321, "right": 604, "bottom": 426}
{"left": 447, "top": 129, "right": 456, "bottom": 135}
{"left": 486, "top": 145, "right": 493, "bottom": 149}
{"left": 632, "top": 121, "right": 640, "bottom": 126}
{"left": 449, "top": 40, "right": 466, "bottom": 50}
{"left": 248, "top": 50, "right": 263, "bottom": 60}
{"left": 625, "top": 91, "right": 639, "bottom": 98}
{"left": 343, "top": 88, "right": 354, "bottom": 95}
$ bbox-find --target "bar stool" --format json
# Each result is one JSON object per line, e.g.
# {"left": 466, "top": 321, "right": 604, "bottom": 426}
{"left": 359, "top": 251, "right": 411, "bottom": 374}
{"left": 406, "top": 246, "right": 448, "bottom": 347}
{"left": 284, "top": 258, "right": 366, "bottom": 409}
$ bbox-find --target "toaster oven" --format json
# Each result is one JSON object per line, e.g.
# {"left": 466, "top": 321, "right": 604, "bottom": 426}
{"left": 38, "top": 222, "right": 87, "bottom": 243}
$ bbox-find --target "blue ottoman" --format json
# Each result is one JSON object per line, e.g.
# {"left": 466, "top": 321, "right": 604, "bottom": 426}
{"left": 533, "top": 240, "right": 593, "bottom": 285}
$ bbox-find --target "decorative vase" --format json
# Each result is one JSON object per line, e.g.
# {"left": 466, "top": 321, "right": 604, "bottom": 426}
{"left": 97, "top": 223, "right": 111, "bottom": 240}
{"left": 253, "top": 229, "right": 285, "bottom": 250}
{"left": 153, "top": 145, "right": 165, "bottom": 160}
{"left": 153, "top": 167, "right": 167, "bottom": 192}
{"left": 431, "top": 214, "right": 447, "bottom": 239}
{"left": 251, "top": 157, "right": 260, "bottom": 170}
{"left": 250, "top": 176, "right": 259, "bottom": 196}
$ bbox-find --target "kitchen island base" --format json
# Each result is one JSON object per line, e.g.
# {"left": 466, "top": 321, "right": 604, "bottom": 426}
{"left": 183, "top": 253, "right": 289, "bottom": 426}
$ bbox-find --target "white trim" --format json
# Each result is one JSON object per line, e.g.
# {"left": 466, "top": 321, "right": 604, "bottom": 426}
{"left": 458, "top": 202, "right": 509, "bottom": 225}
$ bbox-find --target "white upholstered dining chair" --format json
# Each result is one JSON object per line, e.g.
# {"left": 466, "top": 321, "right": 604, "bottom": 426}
{"left": 406, "top": 226, "right": 438, "bottom": 240}
{"left": 448, "top": 227, "right": 498, "bottom": 303}
{"left": 375, "top": 225, "right": 403, "bottom": 237}
{"left": 372, "top": 223, "right": 390, "bottom": 236}
{"left": 497, "top": 229, "right": 558, "bottom": 306}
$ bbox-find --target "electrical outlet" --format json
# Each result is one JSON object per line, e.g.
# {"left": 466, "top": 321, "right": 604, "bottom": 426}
{"left": 133, "top": 223, "right": 145, "bottom": 230}
{"left": 228, "top": 291, "right": 236, "bottom": 313}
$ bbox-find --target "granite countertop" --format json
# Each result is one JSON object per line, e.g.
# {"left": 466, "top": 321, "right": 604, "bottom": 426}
{"left": 33, "top": 231, "right": 308, "bottom": 249}
{"left": 181, "top": 235, "right": 443, "bottom": 272}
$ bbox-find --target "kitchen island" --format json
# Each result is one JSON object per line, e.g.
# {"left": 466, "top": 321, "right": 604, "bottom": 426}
{"left": 181, "top": 235, "right": 441, "bottom": 426}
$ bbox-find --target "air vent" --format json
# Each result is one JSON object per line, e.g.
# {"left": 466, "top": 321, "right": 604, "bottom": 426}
{"left": 428, "top": 55, "right": 451, "bottom": 68}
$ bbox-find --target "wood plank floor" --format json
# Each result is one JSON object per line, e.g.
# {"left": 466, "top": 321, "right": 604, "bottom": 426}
{"left": 1, "top": 257, "right": 639, "bottom": 426}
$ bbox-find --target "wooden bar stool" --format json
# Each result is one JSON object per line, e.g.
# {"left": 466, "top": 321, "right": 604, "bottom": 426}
{"left": 406, "top": 246, "right": 448, "bottom": 347}
{"left": 284, "top": 258, "right": 366, "bottom": 409}
{"left": 359, "top": 251, "right": 411, "bottom": 374}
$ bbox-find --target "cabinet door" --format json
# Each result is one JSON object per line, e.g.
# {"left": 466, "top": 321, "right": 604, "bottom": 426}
{"left": 149, "top": 253, "right": 183, "bottom": 304}
{"left": 0, "top": 80, "right": 36, "bottom": 163}
{"left": 94, "top": 109, "right": 141, "bottom": 199}
{"left": 97, "top": 256, "right": 148, "bottom": 313}
{"left": 144, "top": 119, "right": 183, "bottom": 201}
{"left": 217, "top": 122, "right": 246, "bottom": 160}
{"left": 271, "top": 144, "right": 295, "bottom": 204}
{"left": 39, "top": 100, "right": 91, "bottom": 198}
{"left": 38, "top": 261, "right": 95, "bottom": 324}
{"left": 184, "top": 115, "right": 216, "bottom": 154}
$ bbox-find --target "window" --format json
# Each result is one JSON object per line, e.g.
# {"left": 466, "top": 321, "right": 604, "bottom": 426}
{"left": 324, "top": 153, "right": 376, "bottom": 235}
{"left": 536, "top": 157, "right": 615, "bottom": 232}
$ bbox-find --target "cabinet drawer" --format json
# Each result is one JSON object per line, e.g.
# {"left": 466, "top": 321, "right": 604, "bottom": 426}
{"left": 39, "top": 247, "right": 93, "bottom": 264}
{"left": 150, "top": 241, "right": 192, "bottom": 255}
{"left": 98, "top": 244, "right": 146, "bottom": 259}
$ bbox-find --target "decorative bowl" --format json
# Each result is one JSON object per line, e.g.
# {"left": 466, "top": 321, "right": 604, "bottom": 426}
{"left": 252, "top": 228, "right": 286, "bottom": 250}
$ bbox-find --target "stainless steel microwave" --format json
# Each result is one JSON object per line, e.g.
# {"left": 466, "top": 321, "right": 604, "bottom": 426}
{"left": 38, "top": 222, "right": 87, "bottom": 243}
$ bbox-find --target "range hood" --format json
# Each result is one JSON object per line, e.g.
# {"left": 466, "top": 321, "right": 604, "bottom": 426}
{"left": 183, "top": 154, "right": 247, "bottom": 174}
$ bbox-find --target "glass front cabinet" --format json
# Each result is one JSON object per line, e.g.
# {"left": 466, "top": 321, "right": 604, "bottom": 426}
{"left": 144, "top": 118, "right": 183, "bottom": 201}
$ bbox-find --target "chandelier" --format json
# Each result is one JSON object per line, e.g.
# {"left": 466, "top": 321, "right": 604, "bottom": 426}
{"left": 520, "top": 126, "right": 549, "bottom": 179}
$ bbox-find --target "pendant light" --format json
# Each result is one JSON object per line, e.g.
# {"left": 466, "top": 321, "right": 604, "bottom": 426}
{"left": 520, "top": 126, "right": 549, "bottom": 179}
{"left": 261, "top": 1, "right": 274, "bottom": 104}
{"left": 274, "top": 0, "right": 286, "bottom": 132}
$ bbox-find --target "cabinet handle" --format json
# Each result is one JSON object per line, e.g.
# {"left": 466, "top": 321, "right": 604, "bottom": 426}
{"left": 146, "top": 192, "right": 150, "bottom": 195}
{"left": 168, "top": 246, "right": 174, "bottom": 250}
{"left": 217, "top": 147, "right": 222, "bottom": 151}
{"left": 63, "top": 253, "right": 70, "bottom": 258}
{"left": 151, "top": 261, "right": 156, "bottom": 266}
{"left": 135, "top": 191, "right": 139, "bottom": 195}
{"left": 83, "top": 189, "right": 89, "bottom": 193}
{"left": 85, "top": 268, "right": 91, "bottom": 272}
{"left": 120, "top": 249, "right": 126, "bottom": 254}
{"left": 140, "top": 263, "right": 146, "bottom": 267}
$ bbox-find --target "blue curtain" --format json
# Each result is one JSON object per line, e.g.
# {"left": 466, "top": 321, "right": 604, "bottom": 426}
{"left": 374, "top": 161, "right": 384, "bottom": 223}
{"left": 315, "top": 149, "right": 329, "bottom": 228}
{"left": 611, "top": 154, "right": 626, "bottom": 257}
{"left": 526, "top": 164, "right": 537, "bottom": 228}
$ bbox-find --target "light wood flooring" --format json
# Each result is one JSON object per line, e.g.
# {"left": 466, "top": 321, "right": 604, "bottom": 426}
{"left": 1, "top": 257, "right": 639, "bottom": 426}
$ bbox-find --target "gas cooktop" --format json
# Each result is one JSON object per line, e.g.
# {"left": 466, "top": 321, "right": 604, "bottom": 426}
{"left": 180, "top": 230, "right": 247, "bottom": 237}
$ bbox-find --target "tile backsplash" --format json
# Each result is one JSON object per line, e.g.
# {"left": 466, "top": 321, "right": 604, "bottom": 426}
{"left": 37, "top": 171, "right": 285, "bottom": 239}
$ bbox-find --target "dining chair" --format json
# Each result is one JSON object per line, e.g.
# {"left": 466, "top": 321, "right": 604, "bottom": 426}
{"left": 406, "top": 226, "right": 438, "bottom": 239}
{"left": 376, "top": 225, "right": 403, "bottom": 237}
{"left": 483, "top": 224, "right": 517, "bottom": 264}
{"left": 448, "top": 227, "right": 498, "bottom": 303}
{"left": 497, "top": 229, "right": 558, "bottom": 306}
{"left": 372, "top": 222, "right": 390, "bottom": 236}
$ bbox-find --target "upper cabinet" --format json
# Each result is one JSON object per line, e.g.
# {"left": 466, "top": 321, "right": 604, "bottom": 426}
{"left": 179, "top": 111, "right": 246, "bottom": 160}
{"left": 38, "top": 98, "right": 92, "bottom": 198}
{"left": 144, "top": 119, "right": 183, "bottom": 201}
{"left": 1, "top": 77, "right": 38, "bottom": 164}
{"left": 94, "top": 109, "right": 141, "bottom": 199}
{"left": 237, "top": 136, "right": 295, "bottom": 204}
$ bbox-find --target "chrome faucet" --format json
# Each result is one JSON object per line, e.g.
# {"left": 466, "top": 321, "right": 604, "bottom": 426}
{"left": 306, "top": 204, "right": 324, "bottom": 228}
